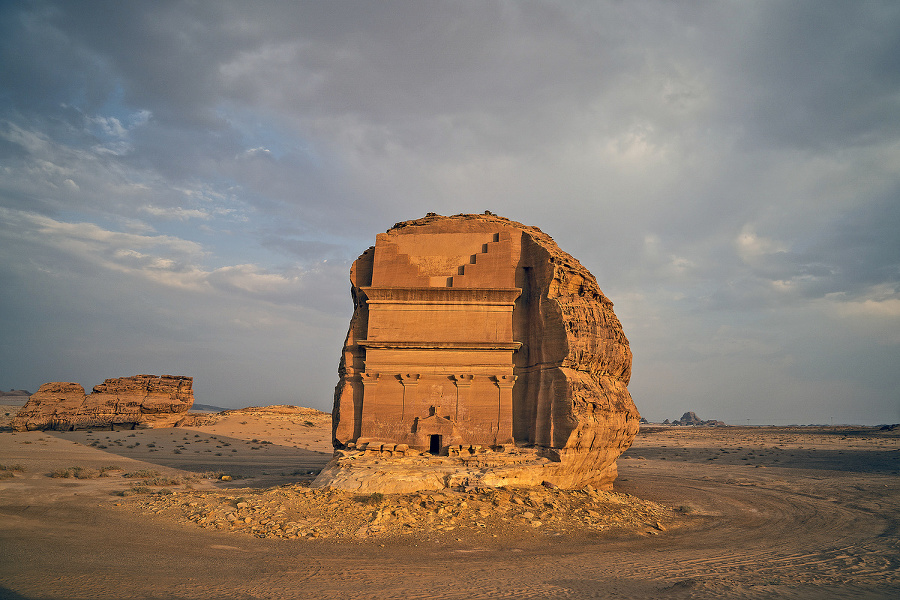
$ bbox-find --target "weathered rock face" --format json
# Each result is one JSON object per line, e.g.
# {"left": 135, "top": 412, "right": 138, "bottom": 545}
{"left": 12, "top": 375, "right": 193, "bottom": 431}
{"left": 318, "top": 213, "right": 640, "bottom": 492}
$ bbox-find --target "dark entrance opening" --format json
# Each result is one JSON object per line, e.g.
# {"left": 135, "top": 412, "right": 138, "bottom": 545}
{"left": 429, "top": 434, "right": 442, "bottom": 455}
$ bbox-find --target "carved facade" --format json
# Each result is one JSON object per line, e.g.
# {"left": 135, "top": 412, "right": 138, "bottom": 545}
{"left": 336, "top": 228, "right": 523, "bottom": 453}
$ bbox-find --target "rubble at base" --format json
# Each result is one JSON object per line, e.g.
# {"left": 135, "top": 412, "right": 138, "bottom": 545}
{"left": 126, "top": 483, "right": 675, "bottom": 541}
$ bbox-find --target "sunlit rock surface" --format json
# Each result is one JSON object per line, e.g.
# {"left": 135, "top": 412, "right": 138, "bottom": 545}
{"left": 316, "top": 213, "right": 640, "bottom": 492}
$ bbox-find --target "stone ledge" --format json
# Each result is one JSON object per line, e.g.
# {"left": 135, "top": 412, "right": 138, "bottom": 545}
{"left": 361, "top": 286, "right": 521, "bottom": 304}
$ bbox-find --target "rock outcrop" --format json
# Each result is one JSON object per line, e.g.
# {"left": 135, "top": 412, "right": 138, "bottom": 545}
{"left": 11, "top": 375, "right": 193, "bottom": 431}
{"left": 316, "top": 212, "right": 640, "bottom": 493}
{"left": 669, "top": 412, "right": 726, "bottom": 426}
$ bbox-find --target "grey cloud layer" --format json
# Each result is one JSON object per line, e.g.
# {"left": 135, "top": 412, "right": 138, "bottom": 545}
{"left": 1, "top": 1, "right": 897, "bottom": 423}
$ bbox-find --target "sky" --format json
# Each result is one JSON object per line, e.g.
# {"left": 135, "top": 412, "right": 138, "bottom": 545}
{"left": 1, "top": 1, "right": 898, "bottom": 425}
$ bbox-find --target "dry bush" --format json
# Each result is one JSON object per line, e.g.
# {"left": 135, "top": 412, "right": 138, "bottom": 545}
{"left": 357, "top": 492, "right": 384, "bottom": 506}
{"left": 0, "top": 463, "right": 25, "bottom": 479}
{"left": 117, "top": 486, "right": 153, "bottom": 496}
{"left": 123, "top": 469, "right": 160, "bottom": 479}
{"left": 117, "top": 486, "right": 179, "bottom": 497}
{"left": 50, "top": 466, "right": 100, "bottom": 479}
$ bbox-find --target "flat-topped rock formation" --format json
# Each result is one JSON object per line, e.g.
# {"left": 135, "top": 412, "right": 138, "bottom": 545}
{"left": 315, "top": 212, "right": 640, "bottom": 493}
{"left": 664, "top": 412, "right": 727, "bottom": 427}
{"left": 12, "top": 375, "right": 193, "bottom": 431}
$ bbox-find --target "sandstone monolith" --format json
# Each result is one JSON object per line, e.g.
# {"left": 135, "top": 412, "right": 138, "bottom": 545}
{"left": 12, "top": 374, "right": 193, "bottom": 431}
{"left": 314, "top": 213, "right": 640, "bottom": 493}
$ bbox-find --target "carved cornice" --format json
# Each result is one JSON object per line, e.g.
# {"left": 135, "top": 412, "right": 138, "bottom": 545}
{"left": 361, "top": 286, "right": 521, "bottom": 305}
{"left": 358, "top": 340, "right": 521, "bottom": 351}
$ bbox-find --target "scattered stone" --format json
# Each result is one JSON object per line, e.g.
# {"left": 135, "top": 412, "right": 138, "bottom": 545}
{"left": 119, "top": 483, "right": 677, "bottom": 542}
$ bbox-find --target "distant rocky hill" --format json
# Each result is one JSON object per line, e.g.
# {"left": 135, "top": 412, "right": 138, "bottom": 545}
{"left": 191, "top": 403, "right": 227, "bottom": 412}
{"left": 0, "top": 389, "right": 31, "bottom": 397}
{"left": 663, "top": 411, "right": 726, "bottom": 427}
{"left": 12, "top": 375, "right": 193, "bottom": 431}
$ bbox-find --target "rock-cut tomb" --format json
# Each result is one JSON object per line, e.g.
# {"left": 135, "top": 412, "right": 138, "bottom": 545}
{"left": 315, "top": 213, "right": 640, "bottom": 493}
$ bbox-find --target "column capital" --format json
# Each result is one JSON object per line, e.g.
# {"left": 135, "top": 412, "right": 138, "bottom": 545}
{"left": 400, "top": 373, "right": 420, "bottom": 386}
{"left": 451, "top": 373, "right": 475, "bottom": 386}
{"left": 360, "top": 372, "right": 380, "bottom": 385}
{"left": 491, "top": 374, "right": 517, "bottom": 389}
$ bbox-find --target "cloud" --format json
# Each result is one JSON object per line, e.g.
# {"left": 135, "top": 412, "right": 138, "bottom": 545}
{"left": 140, "top": 205, "right": 212, "bottom": 221}
{"left": 0, "top": 207, "right": 352, "bottom": 309}
{"left": 1, "top": 1, "right": 897, "bottom": 422}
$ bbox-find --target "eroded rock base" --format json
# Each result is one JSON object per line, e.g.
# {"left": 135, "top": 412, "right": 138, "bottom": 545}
{"left": 312, "top": 446, "right": 620, "bottom": 494}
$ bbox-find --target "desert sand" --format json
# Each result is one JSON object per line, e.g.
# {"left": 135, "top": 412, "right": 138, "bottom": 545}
{"left": 1, "top": 403, "right": 898, "bottom": 599}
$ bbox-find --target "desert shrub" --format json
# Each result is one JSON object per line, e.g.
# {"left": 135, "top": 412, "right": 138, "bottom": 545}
{"left": 51, "top": 466, "right": 99, "bottom": 479}
{"left": 360, "top": 492, "right": 384, "bottom": 505}
{"left": 123, "top": 469, "right": 160, "bottom": 479}
{"left": 0, "top": 463, "right": 25, "bottom": 472}
{"left": 74, "top": 467, "right": 100, "bottom": 479}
